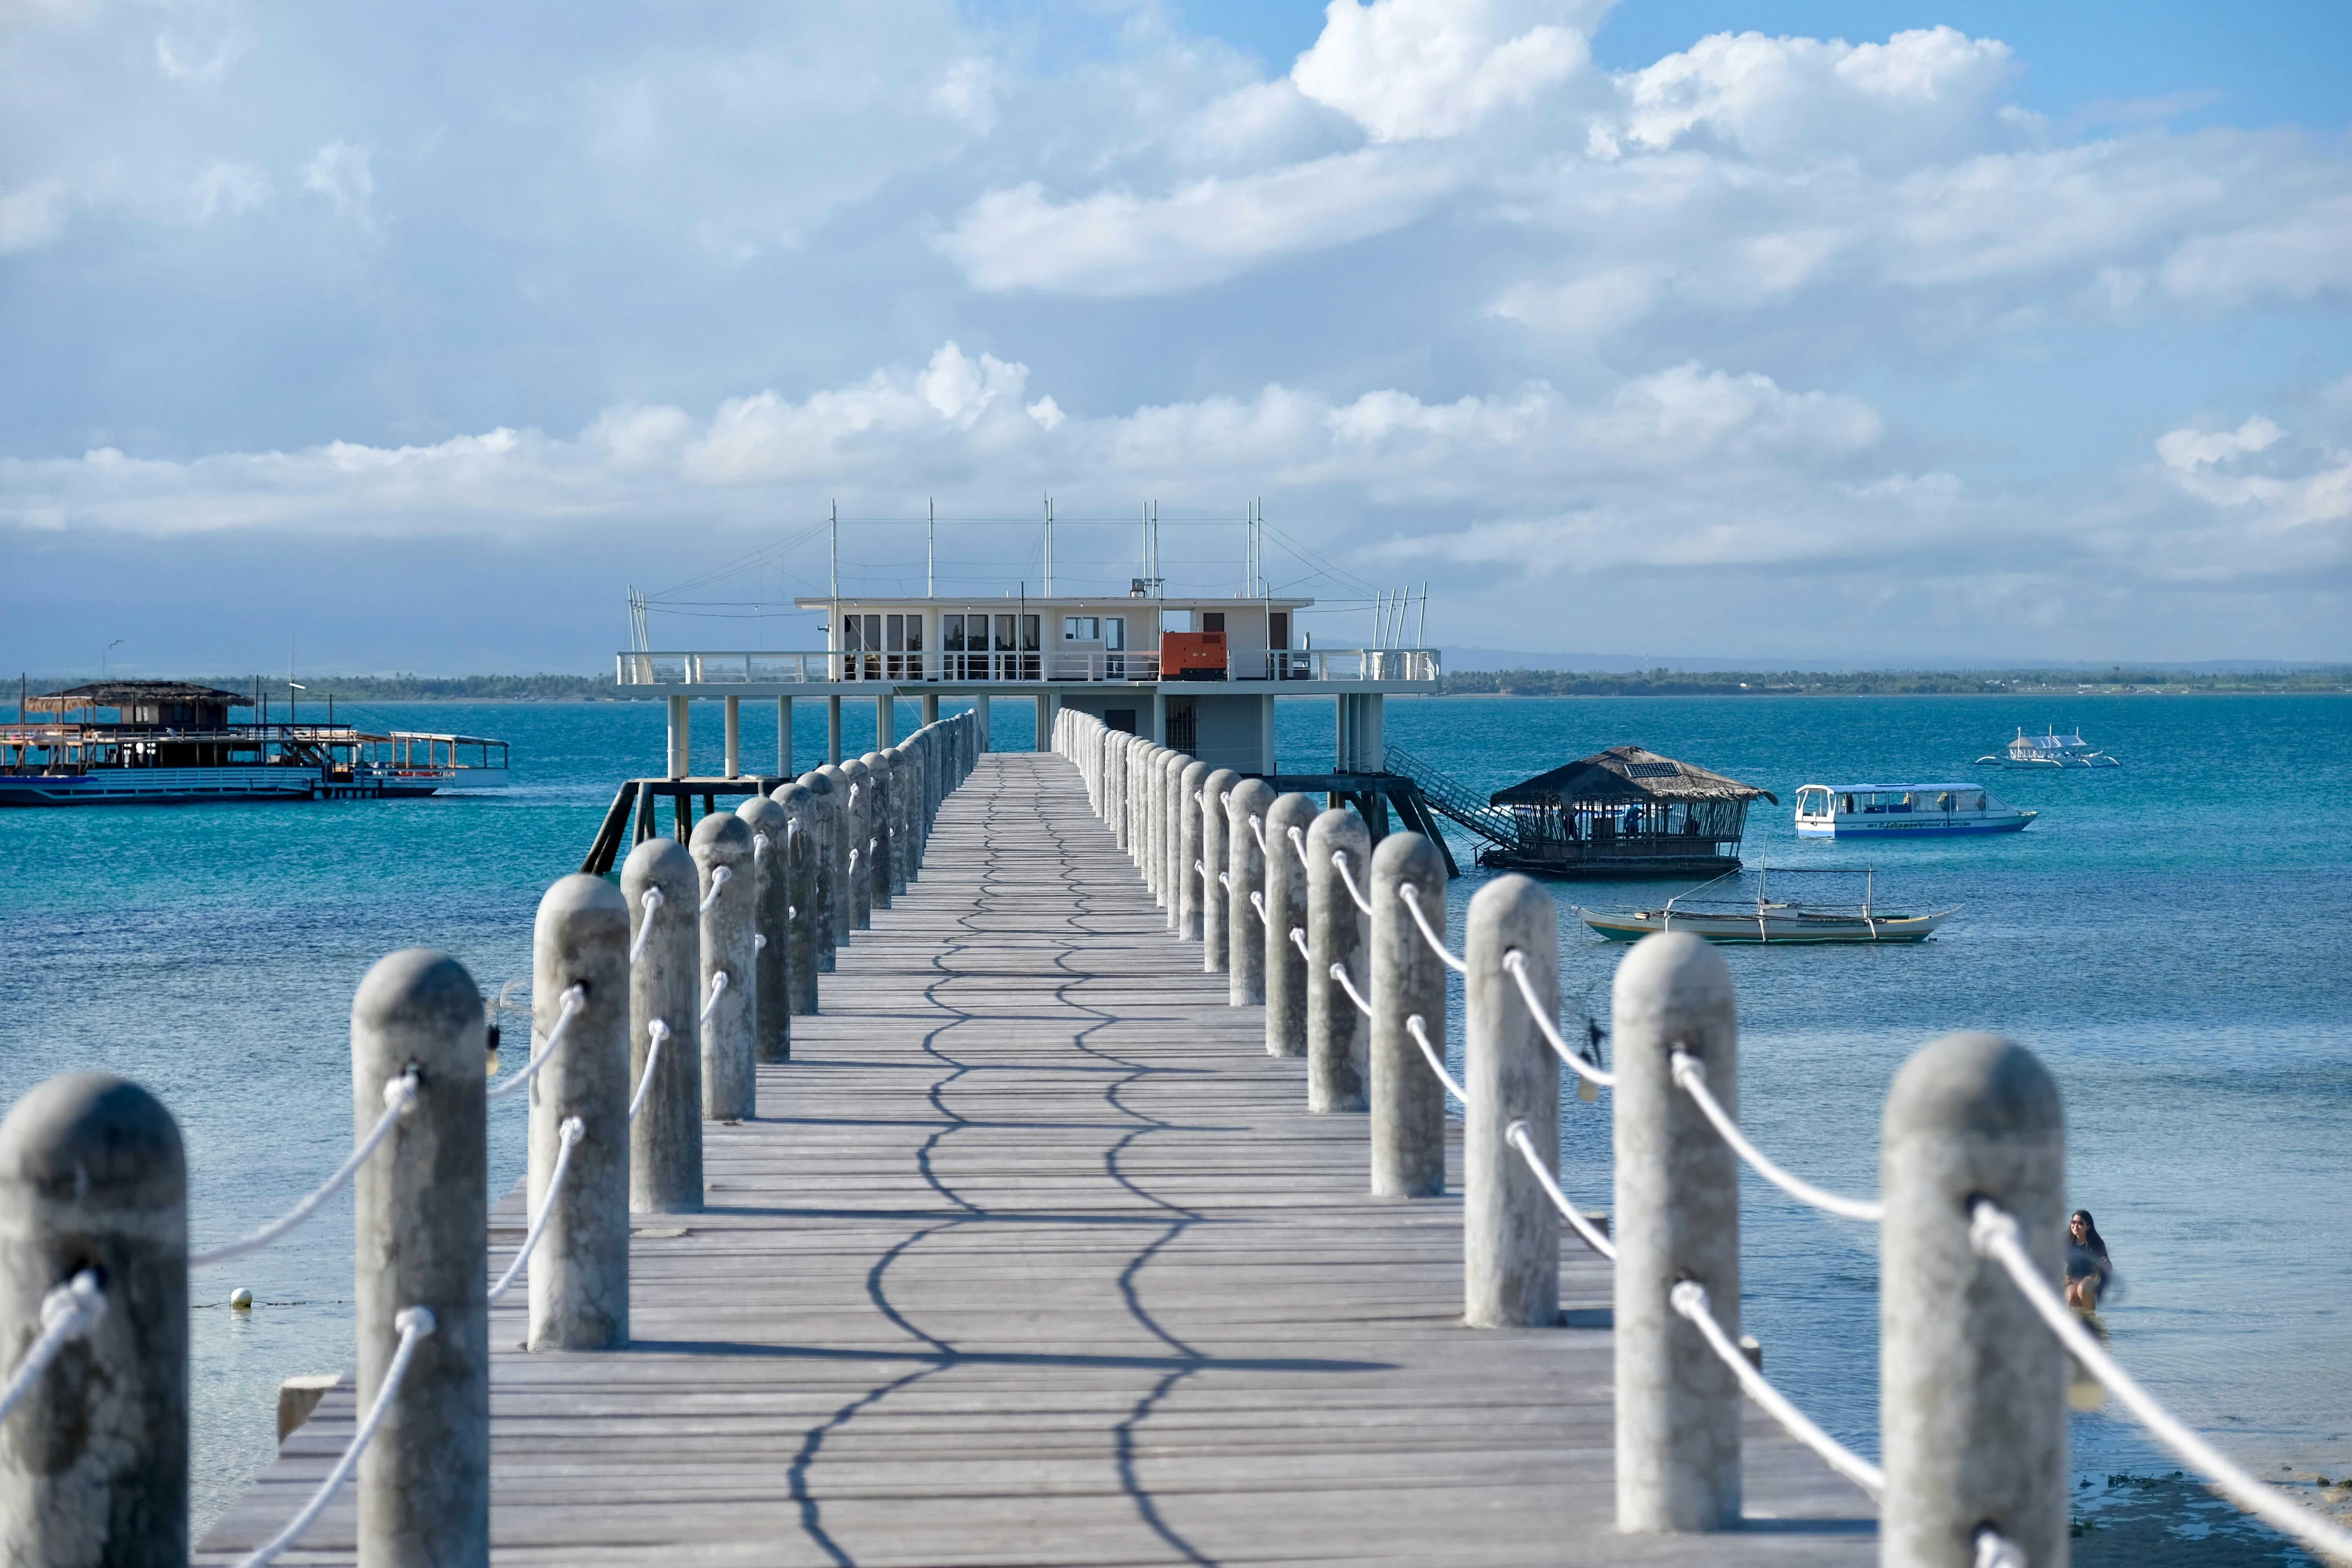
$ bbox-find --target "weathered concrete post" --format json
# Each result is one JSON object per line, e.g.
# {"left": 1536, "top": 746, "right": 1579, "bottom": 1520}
{"left": 1883, "top": 1033, "right": 2067, "bottom": 1567}
{"left": 858, "top": 752, "right": 891, "bottom": 913}
{"left": 690, "top": 812, "right": 757, "bottom": 1122}
{"left": 1226, "top": 777, "right": 1276, "bottom": 1006}
{"left": 1613, "top": 931, "right": 1740, "bottom": 1532}
{"left": 735, "top": 795, "right": 792, "bottom": 1062}
{"left": 0, "top": 1073, "right": 187, "bottom": 1566}
{"left": 622, "top": 838, "right": 701, "bottom": 1213}
{"left": 352, "top": 949, "right": 488, "bottom": 1567}
{"left": 1198, "top": 768, "right": 1237, "bottom": 972}
{"left": 1464, "top": 875, "right": 1560, "bottom": 1330}
{"left": 1163, "top": 752, "right": 1188, "bottom": 930}
{"left": 528, "top": 875, "right": 630, "bottom": 1350}
{"left": 798, "top": 769, "right": 839, "bottom": 973}
{"left": 811, "top": 764, "right": 853, "bottom": 954}
{"left": 1262, "top": 792, "right": 1318, "bottom": 1059}
{"left": 881, "top": 747, "right": 912, "bottom": 894}
{"left": 1305, "top": 807, "right": 1372, "bottom": 1106}
{"left": 771, "top": 782, "right": 820, "bottom": 1016}
{"left": 666, "top": 693, "right": 689, "bottom": 780}
{"left": 1370, "top": 832, "right": 1447, "bottom": 1198}
{"left": 1177, "top": 760, "right": 1209, "bottom": 942}
{"left": 1141, "top": 744, "right": 1164, "bottom": 900}
{"left": 840, "top": 756, "right": 875, "bottom": 932}
{"left": 1107, "top": 734, "right": 1127, "bottom": 846}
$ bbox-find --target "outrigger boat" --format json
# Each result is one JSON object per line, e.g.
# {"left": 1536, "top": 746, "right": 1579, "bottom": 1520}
{"left": 1978, "top": 727, "right": 2119, "bottom": 768}
{"left": 1576, "top": 866, "right": 1955, "bottom": 945}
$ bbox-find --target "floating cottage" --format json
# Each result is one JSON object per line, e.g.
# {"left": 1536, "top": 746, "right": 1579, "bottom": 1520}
{"left": 1477, "top": 745, "right": 1775, "bottom": 879}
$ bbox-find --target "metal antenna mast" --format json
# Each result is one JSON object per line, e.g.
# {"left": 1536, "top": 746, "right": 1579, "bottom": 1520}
{"left": 927, "top": 499, "right": 935, "bottom": 598}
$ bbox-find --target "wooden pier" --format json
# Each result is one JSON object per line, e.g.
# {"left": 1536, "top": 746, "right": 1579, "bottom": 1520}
{"left": 196, "top": 754, "right": 1875, "bottom": 1565}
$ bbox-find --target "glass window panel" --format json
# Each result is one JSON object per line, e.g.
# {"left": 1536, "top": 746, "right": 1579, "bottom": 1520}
{"left": 944, "top": 617, "right": 964, "bottom": 652}
{"left": 994, "top": 614, "right": 1015, "bottom": 651}
{"left": 1021, "top": 615, "right": 1040, "bottom": 651}
{"left": 886, "top": 614, "right": 905, "bottom": 652}
{"left": 843, "top": 617, "right": 862, "bottom": 651}
{"left": 906, "top": 616, "right": 922, "bottom": 652}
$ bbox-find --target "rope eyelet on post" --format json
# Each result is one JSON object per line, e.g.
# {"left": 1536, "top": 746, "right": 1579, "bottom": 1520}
{"left": 484, "top": 985, "right": 588, "bottom": 1105}
{"left": 1329, "top": 850, "right": 1374, "bottom": 915}
{"left": 0, "top": 1271, "right": 105, "bottom": 1426}
{"left": 628, "top": 887, "right": 664, "bottom": 967}
{"left": 1503, "top": 1120, "right": 1615, "bottom": 1261}
{"left": 1397, "top": 883, "right": 1466, "bottom": 973}
{"left": 1668, "top": 1049, "right": 1880, "bottom": 1221}
{"left": 699, "top": 865, "right": 731, "bottom": 915}
{"left": 1500, "top": 951, "right": 1613, "bottom": 1089}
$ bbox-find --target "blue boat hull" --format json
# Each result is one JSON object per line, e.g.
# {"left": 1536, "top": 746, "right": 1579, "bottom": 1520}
{"left": 0, "top": 767, "right": 323, "bottom": 806}
{"left": 1796, "top": 817, "right": 2033, "bottom": 838}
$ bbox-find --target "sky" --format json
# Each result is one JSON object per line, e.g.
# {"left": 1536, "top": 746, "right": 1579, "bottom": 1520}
{"left": 4, "top": 0, "right": 2350, "bottom": 675}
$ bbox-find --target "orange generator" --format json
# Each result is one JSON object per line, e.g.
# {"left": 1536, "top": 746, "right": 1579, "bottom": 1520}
{"left": 1160, "top": 630, "right": 1228, "bottom": 681}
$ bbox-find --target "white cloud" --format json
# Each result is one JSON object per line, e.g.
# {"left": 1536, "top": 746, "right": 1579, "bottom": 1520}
{"left": 0, "top": 178, "right": 71, "bottom": 253}
{"left": 299, "top": 141, "right": 375, "bottom": 223}
{"left": 1290, "top": 0, "right": 1598, "bottom": 143}
{"left": 191, "top": 160, "right": 271, "bottom": 221}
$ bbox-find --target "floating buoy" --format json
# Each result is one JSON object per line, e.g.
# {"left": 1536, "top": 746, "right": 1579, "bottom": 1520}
{"left": 230, "top": 1287, "right": 253, "bottom": 1310}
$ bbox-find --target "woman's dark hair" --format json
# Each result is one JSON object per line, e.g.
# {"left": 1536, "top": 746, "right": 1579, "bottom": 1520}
{"left": 2071, "top": 1209, "right": 2109, "bottom": 1263}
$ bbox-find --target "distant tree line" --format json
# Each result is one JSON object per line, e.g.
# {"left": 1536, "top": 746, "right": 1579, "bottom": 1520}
{"left": 176, "top": 673, "right": 641, "bottom": 701}
{"left": 1437, "top": 666, "right": 2352, "bottom": 696}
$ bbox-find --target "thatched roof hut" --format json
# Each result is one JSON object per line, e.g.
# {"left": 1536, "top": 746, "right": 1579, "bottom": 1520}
{"left": 1478, "top": 745, "right": 1774, "bottom": 880}
{"left": 28, "top": 681, "right": 252, "bottom": 730}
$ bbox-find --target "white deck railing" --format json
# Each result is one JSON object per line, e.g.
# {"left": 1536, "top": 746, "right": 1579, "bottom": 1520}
{"left": 613, "top": 648, "right": 1441, "bottom": 686}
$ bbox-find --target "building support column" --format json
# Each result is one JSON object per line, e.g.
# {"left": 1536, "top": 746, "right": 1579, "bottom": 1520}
{"left": 827, "top": 696, "right": 842, "bottom": 766}
{"left": 667, "top": 695, "right": 690, "bottom": 780}
{"left": 1362, "top": 694, "right": 1384, "bottom": 773}
{"left": 1151, "top": 690, "right": 1167, "bottom": 746}
{"left": 1034, "top": 693, "right": 1050, "bottom": 753}
{"left": 723, "top": 694, "right": 741, "bottom": 779}
{"left": 877, "top": 693, "right": 896, "bottom": 750}
{"left": 922, "top": 693, "right": 939, "bottom": 724}
{"left": 1259, "top": 694, "right": 1278, "bottom": 777}
{"left": 776, "top": 696, "right": 793, "bottom": 779}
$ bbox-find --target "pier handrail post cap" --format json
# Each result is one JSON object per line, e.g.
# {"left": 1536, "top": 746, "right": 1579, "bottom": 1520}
{"left": 536, "top": 871, "right": 629, "bottom": 924}
{"left": 1610, "top": 929, "right": 1735, "bottom": 1048}
{"left": 353, "top": 946, "right": 485, "bottom": 1043}
{"left": 688, "top": 809, "right": 754, "bottom": 858}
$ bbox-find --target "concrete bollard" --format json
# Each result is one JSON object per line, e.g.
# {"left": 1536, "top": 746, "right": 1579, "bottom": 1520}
{"left": 1198, "top": 768, "right": 1237, "bottom": 972}
{"left": 735, "top": 795, "right": 792, "bottom": 1062}
{"left": 690, "top": 812, "right": 757, "bottom": 1122}
{"left": 881, "top": 747, "right": 912, "bottom": 894}
{"left": 811, "top": 764, "right": 853, "bottom": 955}
{"left": 352, "top": 949, "right": 489, "bottom": 1567}
{"left": 1369, "top": 832, "right": 1447, "bottom": 1198}
{"left": 1163, "top": 752, "right": 1189, "bottom": 930}
{"left": 859, "top": 752, "right": 892, "bottom": 912}
{"left": 1226, "top": 778, "right": 1276, "bottom": 1006}
{"left": 1177, "top": 760, "right": 1209, "bottom": 942}
{"left": 622, "top": 838, "right": 702, "bottom": 1214}
{"left": 528, "top": 875, "right": 630, "bottom": 1350}
{"left": 1305, "top": 807, "right": 1372, "bottom": 1107}
{"left": 1613, "top": 931, "right": 1740, "bottom": 1533}
{"left": 840, "top": 757, "right": 875, "bottom": 931}
{"left": 771, "top": 783, "right": 820, "bottom": 1016}
{"left": 1464, "top": 875, "right": 1560, "bottom": 1331}
{"left": 1262, "top": 792, "right": 1318, "bottom": 1058}
{"left": 800, "top": 768, "right": 842, "bottom": 973}
{"left": 1143, "top": 745, "right": 1165, "bottom": 900}
{"left": 1882, "top": 1033, "right": 2066, "bottom": 1567}
{"left": 1107, "top": 734, "right": 1127, "bottom": 847}
{"left": 0, "top": 1073, "right": 187, "bottom": 1566}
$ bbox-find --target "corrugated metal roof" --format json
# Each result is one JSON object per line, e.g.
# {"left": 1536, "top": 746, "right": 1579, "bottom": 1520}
{"left": 1490, "top": 745, "right": 1776, "bottom": 806}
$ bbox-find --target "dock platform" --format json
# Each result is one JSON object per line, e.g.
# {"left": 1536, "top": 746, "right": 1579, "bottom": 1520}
{"left": 197, "top": 754, "right": 1876, "bottom": 1565}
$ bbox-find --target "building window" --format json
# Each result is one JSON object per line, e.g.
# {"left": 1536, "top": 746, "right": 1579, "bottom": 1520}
{"left": 1165, "top": 703, "right": 1196, "bottom": 751}
{"left": 1103, "top": 617, "right": 1125, "bottom": 651}
{"left": 1203, "top": 612, "right": 1226, "bottom": 633}
{"left": 1064, "top": 616, "right": 1100, "bottom": 641}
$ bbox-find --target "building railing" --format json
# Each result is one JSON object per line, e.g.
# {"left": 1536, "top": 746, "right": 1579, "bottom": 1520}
{"left": 614, "top": 648, "right": 1441, "bottom": 686}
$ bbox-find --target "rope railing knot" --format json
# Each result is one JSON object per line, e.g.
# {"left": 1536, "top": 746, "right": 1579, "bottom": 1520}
{"left": 699, "top": 865, "right": 731, "bottom": 914}
{"left": 1670, "top": 1279, "right": 1886, "bottom": 1501}
{"left": 630, "top": 1021, "right": 670, "bottom": 1122}
{"left": 1403, "top": 1014, "right": 1467, "bottom": 1103}
{"left": 1289, "top": 926, "right": 1310, "bottom": 961}
{"left": 700, "top": 969, "right": 730, "bottom": 1022}
{"left": 1500, "top": 950, "right": 1615, "bottom": 1089}
{"left": 1668, "top": 1049, "right": 1883, "bottom": 1221}
{"left": 628, "top": 886, "right": 664, "bottom": 967}
{"left": 753, "top": 832, "right": 768, "bottom": 860}
{"left": 1328, "top": 962, "right": 1374, "bottom": 1018}
{"left": 1249, "top": 889, "right": 1268, "bottom": 925}
{"left": 0, "top": 1270, "right": 105, "bottom": 1426}
{"left": 1248, "top": 814, "right": 1268, "bottom": 856}
{"left": 1329, "top": 850, "right": 1374, "bottom": 915}
{"left": 1974, "top": 1527, "right": 2027, "bottom": 1568}
{"left": 1396, "top": 883, "right": 1467, "bottom": 973}
{"left": 484, "top": 984, "right": 587, "bottom": 1104}
{"left": 848, "top": 848, "right": 859, "bottom": 871}
{"left": 1218, "top": 871, "right": 1230, "bottom": 889}
{"left": 1503, "top": 1120, "right": 1617, "bottom": 1260}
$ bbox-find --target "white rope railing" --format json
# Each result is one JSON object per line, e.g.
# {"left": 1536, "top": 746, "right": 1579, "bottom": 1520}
{"left": 1329, "top": 850, "right": 1374, "bottom": 916}
{"left": 1218, "top": 871, "right": 1230, "bottom": 889}
{"left": 483, "top": 985, "right": 586, "bottom": 1105}
{"left": 699, "top": 970, "right": 728, "bottom": 1023}
{"left": 753, "top": 831, "right": 768, "bottom": 861}
{"left": 699, "top": 864, "right": 731, "bottom": 914}
{"left": 1404, "top": 1014, "right": 1467, "bottom": 1102}
{"left": 1329, "top": 962, "right": 1374, "bottom": 1018}
{"left": 1975, "top": 1527, "right": 2027, "bottom": 1568}
{"left": 628, "top": 887, "right": 663, "bottom": 967}
{"left": 1670, "top": 1280, "right": 1885, "bottom": 1500}
{"left": 1397, "top": 884, "right": 1466, "bottom": 973}
{"left": 1503, "top": 1121, "right": 1616, "bottom": 1261}
{"left": 1289, "top": 926, "right": 1310, "bottom": 962}
{"left": 848, "top": 848, "right": 859, "bottom": 874}
{"left": 1669, "top": 1051, "right": 1883, "bottom": 1221}
{"left": 629, "top": 1021, "right": 669, "bottom": 1122}
{"left": 1249, "top": 890, "right": 1268, "bottom": 926}
{"left": 1501, "top": 951, "right": 1614, "bottom": 1089}
{"left": 488, "top": 1118, "right": 584, "bottom": 1303}
{"left": 1248, "top": 814, "right": 1268, "bottom": 856}
{"left": 233, "top": 1304, "right": 436, "bottom": 1568}
{"left": 1971, "top": 1200, "right": 2352, "bottom": 1562}
{"left": 191, "top": 1071, "right": 420, "bottom": 1267}
{"left": 0, "top": 1271, "right": 103, "bottom": 1425}
{"left": 1286, "top": 824, "right": 1307, "bottom": 868}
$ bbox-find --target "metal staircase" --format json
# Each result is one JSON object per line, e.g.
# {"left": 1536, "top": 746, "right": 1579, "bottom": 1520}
{"left": 1382, "top": 744, "right": 1520, "bottom": 851}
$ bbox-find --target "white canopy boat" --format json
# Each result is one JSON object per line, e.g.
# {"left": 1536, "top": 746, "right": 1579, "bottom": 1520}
{"left": 1794, "top": 782, "right": 2034, "bottom": 838}
{"left": 1977, "top": 727, "right": 2119, "bottom": 768}
{"left": 1576, "top": 866, "right": 1955, "bottom": 945}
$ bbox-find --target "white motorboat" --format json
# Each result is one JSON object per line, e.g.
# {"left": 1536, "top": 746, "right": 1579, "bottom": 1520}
{"left": 1794, "top": 782, "right": 2035, "bottom": 838}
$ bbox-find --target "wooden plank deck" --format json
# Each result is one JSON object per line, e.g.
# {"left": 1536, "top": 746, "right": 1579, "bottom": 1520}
{"left": 198, "top": 753, "right": 1877, "bottom": 1565}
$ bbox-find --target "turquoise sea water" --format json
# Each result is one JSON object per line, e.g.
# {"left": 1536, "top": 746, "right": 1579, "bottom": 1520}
{"left": 2, "top": 692, "right": 2347, "bottom": 1556}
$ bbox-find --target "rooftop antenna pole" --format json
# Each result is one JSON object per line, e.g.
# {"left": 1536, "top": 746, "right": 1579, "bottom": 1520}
{"left": 829, "top": 501, "right": 839, "bottom": 598}
{"left": 1044, "top": 495, "right": 1054, "bottom": 597}
{"left": 1418, "top": 581, "right": 1428, "bottom": 648}
{"left": 927, "top": 499, "right": 935, "bottom": 598}
{"left": 1152, "top": 501, "right": 1160, "bottom": 593}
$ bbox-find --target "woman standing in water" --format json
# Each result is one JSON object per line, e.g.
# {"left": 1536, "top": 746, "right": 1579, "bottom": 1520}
{"left": 2065, "top": 1209, "right": 2114, "bottom": 1312}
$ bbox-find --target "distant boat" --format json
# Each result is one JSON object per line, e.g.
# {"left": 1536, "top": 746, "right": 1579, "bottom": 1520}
{"left": 1793, "top": 782, "right": 2035, "bottom": 838}
{"left": 1978, "top": 728, "right": 2119, "bottom": 768}
{"left": 1576, "top": 866, "right": 1954, "bottom": 945}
